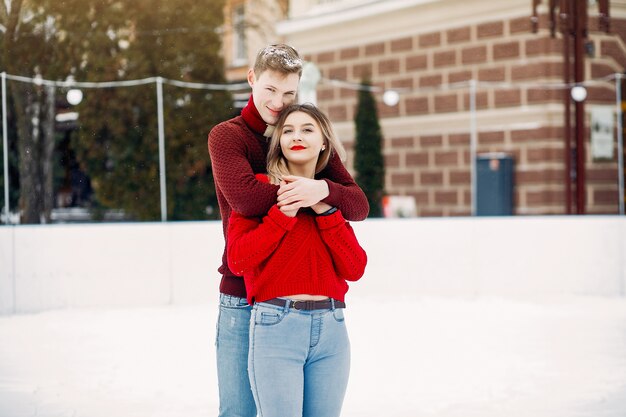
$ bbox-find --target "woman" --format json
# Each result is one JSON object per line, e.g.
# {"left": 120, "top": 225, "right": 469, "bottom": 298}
{"left": 227, "top": 103, "right": 367, "bottom": 417}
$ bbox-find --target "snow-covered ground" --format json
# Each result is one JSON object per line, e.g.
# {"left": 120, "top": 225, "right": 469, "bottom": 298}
{"left": 1, "top": 295, "right": 626, "bottom": 417}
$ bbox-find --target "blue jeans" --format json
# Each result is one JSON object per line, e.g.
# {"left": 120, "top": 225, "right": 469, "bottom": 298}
{"left": 248, "top": 300, "right": 351, "bottom": 417}
{"left": 216, "top": 294, "right": 257, "bottom": 417}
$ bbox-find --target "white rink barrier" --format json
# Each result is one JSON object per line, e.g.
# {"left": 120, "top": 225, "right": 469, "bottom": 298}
{"left": 1, "top": 216, "right": 625, "bottom": 314}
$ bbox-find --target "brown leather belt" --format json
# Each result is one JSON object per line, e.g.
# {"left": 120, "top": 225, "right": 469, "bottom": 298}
{"left": 260, "top": 298, "right": 346, "bottom": 310}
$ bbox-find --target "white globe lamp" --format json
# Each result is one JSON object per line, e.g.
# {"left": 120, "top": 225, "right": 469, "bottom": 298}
{"left": 383, "top": 90, "right": 400, "bottom": 106}
{"left": 570, "top": 85, "right": 587, "bottom": 102}
{"left": 67, "top": 89, "right": 83, "bottom": 106}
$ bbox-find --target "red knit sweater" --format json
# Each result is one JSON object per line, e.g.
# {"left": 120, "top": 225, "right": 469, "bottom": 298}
{"left": 208, "top": 96, "right": 369, "bottom": 298}
{"left": 228, "top": 175, "right": 367, "bottom": 304}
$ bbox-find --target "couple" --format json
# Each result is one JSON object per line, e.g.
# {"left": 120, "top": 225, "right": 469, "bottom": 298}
{"left": 208, "top": 44, "right": 368, "bottom": 417}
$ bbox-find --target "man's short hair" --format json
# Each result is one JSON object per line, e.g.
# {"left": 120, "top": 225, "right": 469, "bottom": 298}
{"left": 253, "top": 44, "right": 303, "bottom": 77}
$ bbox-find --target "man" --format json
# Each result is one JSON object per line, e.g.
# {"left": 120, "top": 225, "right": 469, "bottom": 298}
{"left": 208, "top": 44, "right": 368, "bottom": 417}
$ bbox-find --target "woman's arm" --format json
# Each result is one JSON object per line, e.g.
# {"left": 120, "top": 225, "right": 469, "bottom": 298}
{"left": 227, "top": 206, "right": 298, "bottom": 276}
{"left": 315, "top": 210, "right": 367, "bottom": 281}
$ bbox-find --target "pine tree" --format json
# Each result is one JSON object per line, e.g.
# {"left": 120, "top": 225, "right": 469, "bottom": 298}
{"left": 1, "top": 0, "right": 231, "bottom": 222}
{"left": 354, "top": 79, "right": 385, "bottom": 218}
{"left": 73, "top": 0, "right": 231, "bottom": 221}
{"left": 1, "top": 0, "right": 119, "bottom": 223}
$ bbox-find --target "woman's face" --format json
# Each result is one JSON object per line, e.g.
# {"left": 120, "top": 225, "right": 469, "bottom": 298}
{"left": 279, "top": 111, "right": 325, "bottom": 169}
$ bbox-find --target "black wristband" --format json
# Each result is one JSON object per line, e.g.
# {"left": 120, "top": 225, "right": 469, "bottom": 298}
{"left": 318, "top": 206, "right": 338, "bottom": 216}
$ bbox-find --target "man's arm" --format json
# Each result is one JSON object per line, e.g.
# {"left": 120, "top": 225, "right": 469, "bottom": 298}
{"left": 208, "top": 124, "right": 278, "bottom": 217}
{"left": 318, "top": 153, "right": 369, "bottom": 221}
{"left": 277, "top": 152, "right": 369, "bottom": 221}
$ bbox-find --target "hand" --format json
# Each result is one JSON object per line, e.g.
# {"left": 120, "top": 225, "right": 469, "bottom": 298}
{"left": 311, "top": 202, "right": 333, "bottom": 214}
{"left": 277, "top": 176, "right": 330, "bottom": 210}
{"left": 278, "top": 181, "right": 299, "bottom": 217}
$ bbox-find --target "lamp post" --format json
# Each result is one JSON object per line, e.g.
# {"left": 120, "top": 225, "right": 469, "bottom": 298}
{"left": 533, "top": 0, "right": 611, "bottom": 215}
{"left": 573, "top": 1, "right": 586, "bottom": 214}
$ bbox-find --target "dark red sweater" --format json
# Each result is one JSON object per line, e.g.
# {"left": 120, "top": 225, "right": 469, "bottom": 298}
{"left": 208, "top": 96, "right": 369, "bottom": 298}
{"left": 228, "top": 176, "right": 367, "bottom": 304}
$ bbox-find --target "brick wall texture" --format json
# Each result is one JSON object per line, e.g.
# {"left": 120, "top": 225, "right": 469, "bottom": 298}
{"left": 306, "top": 13, "right": 626, "bottom": 216}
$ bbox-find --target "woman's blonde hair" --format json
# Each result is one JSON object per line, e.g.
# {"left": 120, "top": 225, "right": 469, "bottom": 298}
{"left": 266, "top": 103, "right": 347, "bottom": 185}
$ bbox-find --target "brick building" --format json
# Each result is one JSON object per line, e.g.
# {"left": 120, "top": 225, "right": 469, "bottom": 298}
{"left": 223, "top": 0, "right": 626, "bottom": 216}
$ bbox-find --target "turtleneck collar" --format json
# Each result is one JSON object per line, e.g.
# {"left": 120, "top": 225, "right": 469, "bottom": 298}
{"left": 241, "top": 95, "right": 275, "bottom": 138}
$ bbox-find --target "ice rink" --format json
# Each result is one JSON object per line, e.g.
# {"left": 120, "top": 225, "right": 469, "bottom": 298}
{"left": 1, "top": 295, "right": 626, "bottom": 417}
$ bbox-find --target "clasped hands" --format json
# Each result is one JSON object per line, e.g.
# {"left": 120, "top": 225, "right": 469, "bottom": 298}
{"left": 277, "top": 175, "right": 332, "bottom": 218}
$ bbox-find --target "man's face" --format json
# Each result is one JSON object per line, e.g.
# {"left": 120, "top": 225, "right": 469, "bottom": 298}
{"left": 248, "top": 69, "right": 300, "bottom": 125}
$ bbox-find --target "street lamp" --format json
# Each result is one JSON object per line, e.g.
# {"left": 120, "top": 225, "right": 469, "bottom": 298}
{"left": 570, "top": 85, "right": 587, "bottom": 102}
{"left": 66, "top": 89, "right": 83, "bottom": 106}
{"left": 534, "top": 1, "right": 611, "bottom": 215}
{"left": 383, "top": 90, "right": 400, "bottom": 106}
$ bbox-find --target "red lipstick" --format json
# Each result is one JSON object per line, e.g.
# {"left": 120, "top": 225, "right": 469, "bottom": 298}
{"left": 290, "top": 145, "right": 305, "bottom": 151}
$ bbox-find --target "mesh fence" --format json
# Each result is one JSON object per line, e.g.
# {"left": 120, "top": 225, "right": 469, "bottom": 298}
{"left": 1, "top": 72, "right": 624, "bottom": 223}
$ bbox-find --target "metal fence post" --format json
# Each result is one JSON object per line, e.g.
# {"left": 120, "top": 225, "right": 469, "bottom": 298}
{"left": 156, "top": 77, "right": 167, "bottom": 222}
{"left": 617, "top": 73, "right": 624, "bottom": 215}
{"left": 1, "top": 72, "right": 9, "bottom": 224}
{"left": 469, "top": 79, "right": 477, "bottom": 216}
